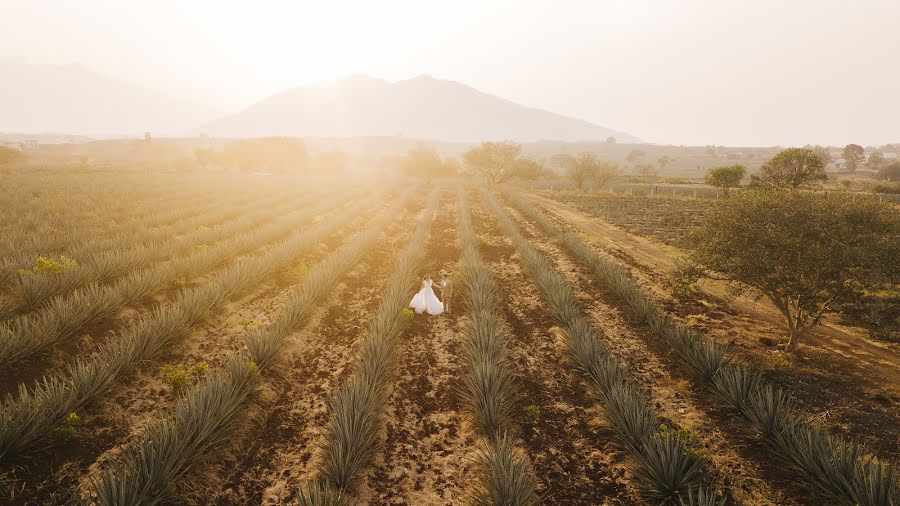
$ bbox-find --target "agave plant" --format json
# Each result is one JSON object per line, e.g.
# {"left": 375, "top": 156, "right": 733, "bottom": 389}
{"left": 482, "top": 188, "right": 710, "bottom": 502}
{"left": 501, "top": 187, "right": 900, "bottom": 505}
{"left": 0, "top": 193, "right": 355, "bottom": 370}
{"left": 710, "top": 365, "right": 763, "bottom": 414}
{"left": 296, "top": 480, "right": 346, "bottom": 506}
{"left": 316, "top": 188, "right": 440, "bottom": 492}
{"left": 745, "top": 385, "right": 793, "bottom": 440}
{"left": 0, "top": 192, "right": 388, "bottom": 463}
{"left": 89, "top": 191, "right": 415, "bottom": 503}
{"left": 633, "top": 430, "right": 707, "bottom": 503}
{"left": 471, "top": 431, "right": 540, "bottom": 506}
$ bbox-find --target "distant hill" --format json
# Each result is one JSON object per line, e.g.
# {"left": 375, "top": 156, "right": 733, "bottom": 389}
{"left": 0, "top": 58, "right": 215, "bottom": 136}
{"left": 202, "top": 74, "right": 641, "bottom": 143}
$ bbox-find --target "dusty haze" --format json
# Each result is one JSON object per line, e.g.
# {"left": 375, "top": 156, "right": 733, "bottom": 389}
{"left": 2, "top": 0, "right": 899, "bottom": 146}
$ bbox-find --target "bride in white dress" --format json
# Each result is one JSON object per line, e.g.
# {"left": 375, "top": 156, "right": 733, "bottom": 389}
{"left": 409, "top": 275, "right": 444, "bottom": 315}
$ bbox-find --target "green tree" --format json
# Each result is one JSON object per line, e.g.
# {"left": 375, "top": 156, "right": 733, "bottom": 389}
{"left": 513, "top": 158, "right": 545, "bottom": 181}
{"left": 876, "top": 161, "right": 900, "bottom": 182}
{"left": 626, "top": 149, "right": 645, "bottom": 163}
{"left": 754, "top": 148, "right": 826, "bottom": 188}
{"left": 867, "top": 150, "right": 885, "bottom": 169}
{"left": 705, "top": 164, "right": 746, "bottom": 196}
{"left": 0, "top": 146, "right": 24, "bottom": 165}
{"left": 842, "top": 144, "right": 864, "bottom": 173}
{"left": 691, "top": 190, "right": 899, "bottom": 351}
{"left": 463, "top": 141, "right": 524, "bottom": 184}
{"left": 810, "top": 145, "right": 832, "bottom": 167}
{"left": 398, "top": 144, "right": 453, "bottom": 183}
{"left": 657, "top": 155, "right": 672, "bottom": 170}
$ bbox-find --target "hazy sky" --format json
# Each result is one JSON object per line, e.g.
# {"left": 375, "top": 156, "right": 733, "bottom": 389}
{"left": 3, "top": 0, "right": 899, "bottom": 146}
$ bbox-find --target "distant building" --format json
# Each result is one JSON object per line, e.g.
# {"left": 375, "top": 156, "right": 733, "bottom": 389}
{"left": 144, "top": 132, "right": 152, "bottom": 142}
{"left": 23, "top": 140, "right": 38, "bottom": 150}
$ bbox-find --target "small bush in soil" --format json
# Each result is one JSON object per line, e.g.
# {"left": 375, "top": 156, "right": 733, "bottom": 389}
{"left": 523, "top": 405, "right": 540, "bottom": 426}
{"left": 56, "top": 412, "right": 80, "bottom": 442}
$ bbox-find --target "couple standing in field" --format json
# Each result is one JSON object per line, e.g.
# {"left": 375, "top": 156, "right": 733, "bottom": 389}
{"left": 408, "top": 273, "right": 452, "bottom": 316}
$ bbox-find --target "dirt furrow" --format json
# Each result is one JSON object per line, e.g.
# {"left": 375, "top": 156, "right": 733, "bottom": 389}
{"left": 529, "top": 193, "right": 900, "bottom": 460}
{"left": 361, "top": 190, "right": 473, "bottom": 505}
{"left": 472, "top": 192, "right": 634, "bottom": 505}
{"left": 500, "top": 197, "right": 801, "bottom": 505}
{"left": 201, "top": 207, "right": 416, "bottom": 505}
{"left": 6, "top": 220, "right": 362, "bottom": 505}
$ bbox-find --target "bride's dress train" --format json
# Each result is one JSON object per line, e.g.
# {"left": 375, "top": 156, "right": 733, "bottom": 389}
{"left": 409, "top": 279, "right": 444, "bottom": 315}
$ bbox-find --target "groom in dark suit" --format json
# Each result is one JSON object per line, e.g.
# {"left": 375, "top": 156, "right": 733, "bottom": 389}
{"left": 439, "top": 274, "right": 453, "bottom": 314}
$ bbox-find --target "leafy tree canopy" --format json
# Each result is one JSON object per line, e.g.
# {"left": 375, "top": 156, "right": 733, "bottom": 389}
{"left": 705, "top": 164, "right": 746, "bottom": 195}
{"left": 463, "top": 141, "right": 524, "bottom": 184}
{"left": 755, "top": 148, "right": 826, "bottom": 188}
{"left": 691, "top": 190, "right": 899, "bottom": 350}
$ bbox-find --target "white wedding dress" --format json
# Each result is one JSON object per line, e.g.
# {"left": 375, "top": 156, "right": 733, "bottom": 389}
{"left": 409, "top": 279, "right": 444, "bottom": 315}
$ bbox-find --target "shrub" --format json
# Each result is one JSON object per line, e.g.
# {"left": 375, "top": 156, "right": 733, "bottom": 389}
{"left": 56, "top": 412, "right": 80, "bottom": 442}
{"left": 523, "top": 405, "right": 540, "bottom": 426}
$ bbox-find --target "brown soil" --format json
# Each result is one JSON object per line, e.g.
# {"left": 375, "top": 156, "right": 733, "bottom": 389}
{"left": 499, "top": 195, "right": 799, "bottom": 505}
{"left": 0, "top": 213, "right": 370, "bottom": 505}
{"left": 0, "top": 205, "right": 308, "bottom": 396}
{"left": 471, "top": 190, "right": 635, "bottom": 505}
{"left": 187, "top": 200, "right": 419, "bottom": 505}
{"left": 362, "top": 190, "right": 473, "bottom": 505}
{"left": 527, "top": 192, "right": 900, "bottom": 461}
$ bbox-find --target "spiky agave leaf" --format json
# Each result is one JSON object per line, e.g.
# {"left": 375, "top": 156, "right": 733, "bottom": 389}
{"left": 711, "top": 365, "right": 762, "bottom": 414}
{"left": 745, "top": 385, "right": 792, "bottom": 440}
{"left": 471, "top": 431, "right": 539, "bottom": 506}
{"left": 679, "top": 485, "right": 727, "bottom": 506}
{"left": 633, "top": 430, "right": 706, "bottom": 503}
{"left": 296, "top": 480, "right": 346, "bottom": 506}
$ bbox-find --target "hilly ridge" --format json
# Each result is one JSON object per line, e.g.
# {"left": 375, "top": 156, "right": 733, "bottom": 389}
{"left": 201, "top": 74, "right": 641, "bottom": 143}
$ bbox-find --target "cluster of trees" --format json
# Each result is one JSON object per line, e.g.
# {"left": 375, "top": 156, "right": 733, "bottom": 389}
{"left": 703, "top": 147, "right": 828, "bottom": 194}
{"left": 399, "top": 141, "right": 547, "bottom": 184}
{"left": 561, "top": 153, "right": 619, "bottom": 190}
{"left": 214, "top": 137, "right": 309, "bottom": 173}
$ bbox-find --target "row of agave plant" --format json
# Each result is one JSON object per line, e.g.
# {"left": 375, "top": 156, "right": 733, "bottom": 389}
{"left": 295, "top": 187, "right": 442, "bottom": 505}
{"left": 0, "top": 189, "right": 359, "bottom": 370}
{"left": 2, "top": 189, "right": 302, "bottom": 316}
{"left": 502, "top": 188, "right": 898, "bottom": 506}
{"left": 88, "top": 190, "right": 417, "bottom": 505}
{"left": 457, "top": 188, "right": 539, "bottom": 505}
{"left": 0, "top": 191, "right": 385, "bottom": 464}
{"left": 0, "top": 179, "right": 232, "bottom": 281}
{"left": 482, "top": 188, "right": 721, "bottom": 505}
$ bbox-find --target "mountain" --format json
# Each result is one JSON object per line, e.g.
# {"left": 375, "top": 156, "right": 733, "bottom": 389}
{"left": 0, "top": 58, "right": 215, "bottom": 136}
{"left": 202, "top": 74, "right": 640, "bottom": 143}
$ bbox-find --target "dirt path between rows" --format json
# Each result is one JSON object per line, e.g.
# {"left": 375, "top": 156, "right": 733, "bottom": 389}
{"left": 500, "top": 197, "right": 798, "bottom": 505}
{"left": 362, "top": 191, "right": 473, "bottom": 505}
{"left": 3, "top": 217, "right": 361, "bottom": 505}
{"left": 526, "top": 192, "right": 900, "bottom": 459}
{"left": 473, "top": 191, "right": 636, "bottom": 505}
{"left": 200, "top": 205, "right": 417, "bottom": 505}
{"left": 526, "top": 192, "right": 899, "bottom": 380}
